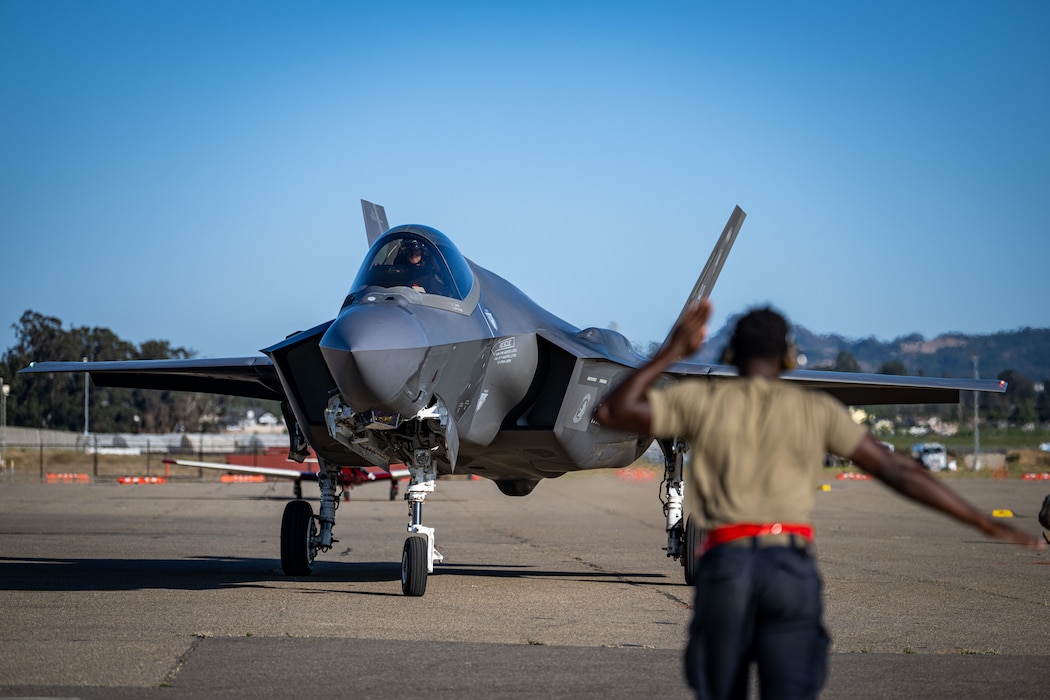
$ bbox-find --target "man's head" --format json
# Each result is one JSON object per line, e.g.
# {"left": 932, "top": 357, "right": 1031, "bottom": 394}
{"left": 723, "top": 307, "right": 794, "bottom": 371}
{"left": 403, "top": 239, "right": 424, "bottom": 265}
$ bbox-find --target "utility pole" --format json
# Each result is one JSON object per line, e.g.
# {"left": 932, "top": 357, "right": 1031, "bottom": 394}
{"left": 972, "top": 354, "right": 981, "bottom": 470}
{"left": 83, "top": 357, "right": 89, "bottom": 437}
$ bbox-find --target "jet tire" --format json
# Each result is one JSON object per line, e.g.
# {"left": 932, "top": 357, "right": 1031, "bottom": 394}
{"left": 281, "top": 499, "right": 316, "bottom": 576}
{"left": 401, "top": 535, "right": 428, "bottom": 596}
{"left": 683, "top": 515, "right": 699, "bottom": 586}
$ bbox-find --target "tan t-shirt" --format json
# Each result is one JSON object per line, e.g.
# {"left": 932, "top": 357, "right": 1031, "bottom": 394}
{"left": 648, "top": 376, "right": 865, "bottom": 529}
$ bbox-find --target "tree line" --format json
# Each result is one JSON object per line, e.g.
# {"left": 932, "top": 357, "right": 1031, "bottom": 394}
{"left": 819, "top": 351, "right": 1050, "bottom": 426}
{"left": 0, "top": 310, "right": 244, "bottom": 433}
{"left": 4, "top": 309, "right": 1048, "bottom": 434}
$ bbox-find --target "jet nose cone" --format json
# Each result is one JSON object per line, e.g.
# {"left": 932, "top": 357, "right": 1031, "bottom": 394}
{"left": 319, "top": 304, "right": 428, "bottom": 413}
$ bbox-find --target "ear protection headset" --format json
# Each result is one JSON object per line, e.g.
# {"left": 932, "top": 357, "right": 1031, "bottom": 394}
{"left": 782, "top": 336, "right": 797, "bottom": 371}
{"left": 719, "top": 332, "right": 797, "bottom": 370}
{"left": 719, "top": 344, "right": 734, "bottom": 366}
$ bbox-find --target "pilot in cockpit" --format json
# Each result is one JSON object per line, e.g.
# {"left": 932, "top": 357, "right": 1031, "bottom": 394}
{"left": 396, "top": 238, "right": 447, "bottom": 295}
{"left": 400, "top": 239, "right": 426, "bottom": 267}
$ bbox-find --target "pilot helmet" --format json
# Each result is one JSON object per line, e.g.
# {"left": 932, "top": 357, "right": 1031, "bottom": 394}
{"left": 402, "top": 238, "right": 426, "bottom": 262}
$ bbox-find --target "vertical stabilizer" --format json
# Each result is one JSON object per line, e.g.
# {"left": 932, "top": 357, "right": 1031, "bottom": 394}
{"left": 657, "top": 205, "right": 746, "bottom": 353}
{"left": 361, "top": 200, "right": 389, "bottom": 246}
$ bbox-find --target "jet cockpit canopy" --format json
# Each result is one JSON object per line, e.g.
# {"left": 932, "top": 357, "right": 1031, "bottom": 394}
{"left": 350, "top": 225, "right": 474, "bottom": 300}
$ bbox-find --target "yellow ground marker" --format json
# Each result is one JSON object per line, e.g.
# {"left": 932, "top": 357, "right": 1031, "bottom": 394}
{"left": 819, "top": 484, "right": 832, "bottom": 491}
{"left": 991, "top": 509, "right": 1014, "bottom": 518}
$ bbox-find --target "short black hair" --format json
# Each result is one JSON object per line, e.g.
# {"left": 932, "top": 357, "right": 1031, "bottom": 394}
{"left": 728, "top": 307, "right": 789, "bottom": 366}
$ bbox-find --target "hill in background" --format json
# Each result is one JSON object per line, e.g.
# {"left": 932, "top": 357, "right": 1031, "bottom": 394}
{"left": 693, "top": 317, "right": 1050, "bottom": 383}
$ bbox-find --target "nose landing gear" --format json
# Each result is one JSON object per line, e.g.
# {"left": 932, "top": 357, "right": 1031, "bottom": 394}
{"left": 401, "top": 448, "right": 444, "bottom": 596}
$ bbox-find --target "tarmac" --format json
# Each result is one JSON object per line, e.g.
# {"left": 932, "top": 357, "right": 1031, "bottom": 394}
{"left": 0, "top": 469, "right": 1047, "bottom": 699}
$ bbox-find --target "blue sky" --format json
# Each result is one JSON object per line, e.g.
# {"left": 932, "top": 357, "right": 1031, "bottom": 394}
{"left": 2, "top": 1, "right": 1048, "bottom": 360}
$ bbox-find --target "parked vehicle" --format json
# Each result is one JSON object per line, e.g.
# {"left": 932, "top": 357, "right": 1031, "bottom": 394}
{"left": 911, "top": 442, "right": 952, "bottom": 471}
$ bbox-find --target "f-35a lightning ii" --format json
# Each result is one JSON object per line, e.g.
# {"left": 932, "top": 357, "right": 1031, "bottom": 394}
{"left": 21, "top": 201, "right": 1006, "bottom": 596}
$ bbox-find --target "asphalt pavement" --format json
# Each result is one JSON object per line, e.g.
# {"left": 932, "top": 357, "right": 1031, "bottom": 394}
{"left": 0, "top": 469, "right": 1047, "bottom": 699}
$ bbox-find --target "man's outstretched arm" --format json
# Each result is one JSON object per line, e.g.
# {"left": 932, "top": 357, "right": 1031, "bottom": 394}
{"left": 849, "top": 433, "right": 1044, "bottom": 549}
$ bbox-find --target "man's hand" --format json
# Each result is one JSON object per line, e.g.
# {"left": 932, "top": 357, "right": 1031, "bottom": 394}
{"left": 664, "top": 300, "right": 713, "bottom": 361}
{"left": 979, "top": 514, "right": 1046, "bottom": 549}
{"left": 595, "top": 300, "right": 714, "bottom": 435}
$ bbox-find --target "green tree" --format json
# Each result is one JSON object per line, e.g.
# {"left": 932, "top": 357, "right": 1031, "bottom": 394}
{"left": 2, "top": 310, "right": 207, "bottom": 433}
{"left": 1, "top": 311, "right": 84, "bottom": 430}
{"left": 832, "top": 351, "right": 860, "bottom": 373}
{"left": 1037, "top": 379, "right": 1050, "bottom": 423}
{"left": 877, "top": 359, "right": 908, "bottom": 375}
{"left": 998, "top": 369, "right": 1037, "bottom": 424}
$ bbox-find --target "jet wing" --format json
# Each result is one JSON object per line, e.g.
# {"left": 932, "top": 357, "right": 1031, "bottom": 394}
{"left": 663, "top": 360, "right": 1006, "bottom": 405}
{"left": 19, "top": 356, "right": 283, "bottom": 401}
{"left": 779, "top": 368, "right": 1006, "bottom": 405}
{"left": 164, "top": 458, "right": 318, "bottom": 480}
{"left": 539, "top": 325, "right": 1003, "bottom": 405}
{"left": 163, "top": 458, "right": 411, "bottom": 482}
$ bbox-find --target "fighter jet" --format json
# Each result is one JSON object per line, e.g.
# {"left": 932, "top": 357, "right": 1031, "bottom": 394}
{"left": 20, "top": 201, "right": 1006, "bottom": 596}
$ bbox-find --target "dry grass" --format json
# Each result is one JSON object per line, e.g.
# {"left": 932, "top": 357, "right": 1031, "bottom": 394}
{"left": 3, "top": 447, "right": 229, "bottom": 481}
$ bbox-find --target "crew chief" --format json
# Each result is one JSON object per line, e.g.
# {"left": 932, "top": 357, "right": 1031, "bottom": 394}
{"left": 595, "top": 300, "right": 1042, "bottom": 700}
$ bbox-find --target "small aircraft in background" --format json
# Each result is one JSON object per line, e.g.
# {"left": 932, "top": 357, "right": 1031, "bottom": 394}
{"left": 163, "top": 449, "right": 409, "bottom": 501}
{"left": 21, "top": 201, "right": 1006, "bottom": 596}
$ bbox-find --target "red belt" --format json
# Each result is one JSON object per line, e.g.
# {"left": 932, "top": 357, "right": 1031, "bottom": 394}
{"left": 698, "top": 522, "right": 813, "bottom": 557}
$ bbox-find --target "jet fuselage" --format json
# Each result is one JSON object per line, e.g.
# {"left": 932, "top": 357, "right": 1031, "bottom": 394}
{"left": 265, "top": 224, "right": 649, "bottom": 493}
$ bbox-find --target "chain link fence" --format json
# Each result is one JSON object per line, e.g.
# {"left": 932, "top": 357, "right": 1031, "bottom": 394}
{"left": 1, "top": 427, "right": 290, "bottom": 482}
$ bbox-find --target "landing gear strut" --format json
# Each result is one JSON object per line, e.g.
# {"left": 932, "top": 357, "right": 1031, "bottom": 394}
{"left": 280, "top": 459, "right": 341, "bottom": 576}
{"left": 659, "top": 437, "right": 696, "bottom": 585}
{"left": 402, "top": 448, "right": 443, "bottom": 596}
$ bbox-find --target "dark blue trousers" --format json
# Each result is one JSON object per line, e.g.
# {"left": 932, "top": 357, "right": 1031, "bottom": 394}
{"left": 685, "top": 543, "right": 829, "bottom": 700}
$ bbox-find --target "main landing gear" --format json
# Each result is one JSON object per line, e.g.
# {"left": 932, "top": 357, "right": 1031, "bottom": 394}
{"left": 659, "top": 437, "right": 697, "bottom": 585}
{"left": 401, "top": 448, "right": 443, "bottom": 596}
{"left": 275, "top": 447, "right": 442, "bottom": 596}
{"left": 280, "top": 461, "right": 341, "bottom": 576}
